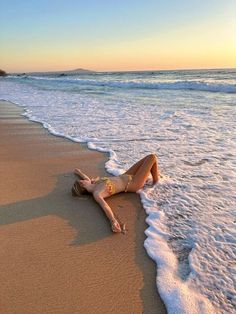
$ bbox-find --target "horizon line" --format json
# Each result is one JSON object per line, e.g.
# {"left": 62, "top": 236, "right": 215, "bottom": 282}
{"left": 7, "top": 66, "right": 236, "bottom": 74}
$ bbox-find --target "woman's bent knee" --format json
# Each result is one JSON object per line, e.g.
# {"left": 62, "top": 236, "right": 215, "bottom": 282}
{"left": 147, "top": 153, "right": 157, "bottom": 161}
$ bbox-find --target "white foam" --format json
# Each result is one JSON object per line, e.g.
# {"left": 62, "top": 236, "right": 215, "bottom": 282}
{"left": 7, "top": 75, "right": 236, "bottom": 93}
{"left": 141, "top": 189, "right": 215, "bottom": 314}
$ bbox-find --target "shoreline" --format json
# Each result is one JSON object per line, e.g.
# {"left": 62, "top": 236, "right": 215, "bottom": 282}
{"left": 0, "top": 100, "right": 166, "bottom": 313}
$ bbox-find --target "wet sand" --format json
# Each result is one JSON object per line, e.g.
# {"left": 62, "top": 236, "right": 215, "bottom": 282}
{"left": 0, "top": 100, "right": 166, "bottom": 313}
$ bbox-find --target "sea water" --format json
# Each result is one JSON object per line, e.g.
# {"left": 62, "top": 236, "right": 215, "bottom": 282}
{"left": 0, "top": 69, "right": 235, "bottom": 313}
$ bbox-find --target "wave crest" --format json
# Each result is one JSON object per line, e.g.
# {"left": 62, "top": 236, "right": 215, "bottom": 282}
{"left": 10, "top": 75, "right": 236, "bottom": 93}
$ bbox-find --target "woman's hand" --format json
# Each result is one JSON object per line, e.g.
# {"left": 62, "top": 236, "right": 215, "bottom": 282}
{"left": 111, "top": 219, "right": 122, "bottom": 233}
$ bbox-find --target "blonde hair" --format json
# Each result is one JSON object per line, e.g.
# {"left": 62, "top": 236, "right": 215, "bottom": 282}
{"left": 71, "top": 180, "right": 90, "bottom": 196}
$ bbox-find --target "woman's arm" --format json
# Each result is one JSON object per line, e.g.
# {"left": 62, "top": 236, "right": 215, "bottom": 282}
{"left": 74, "top": 168, "right": 91, "bottom": 181}
{"left": 93, "top": 192, "right": 121, "bottom": 233}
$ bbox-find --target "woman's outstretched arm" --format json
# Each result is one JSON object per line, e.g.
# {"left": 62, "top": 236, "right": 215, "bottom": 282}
{"left": 93, "top": 192, "right": 121, "bottom": 233}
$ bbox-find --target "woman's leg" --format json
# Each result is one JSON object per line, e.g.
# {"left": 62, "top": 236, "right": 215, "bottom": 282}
{"left": 127, "top": 154, "right": 159, "bottom": 191}
{"left": 150, "top": 160, "right": 159, "bottom": 184}
{"left": 125, "top": 155, "right": 152, "bottom": 175}
{"left": 125, "top": 154, "right": 159, "bottom": 182}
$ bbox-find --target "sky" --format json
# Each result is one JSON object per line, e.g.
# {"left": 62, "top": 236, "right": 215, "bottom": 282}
{"left": 0, "top": 0, "right": 235, "bottom": 72}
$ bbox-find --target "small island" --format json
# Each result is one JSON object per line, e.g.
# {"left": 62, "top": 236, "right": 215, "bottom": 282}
{"left": 0, "top": 69, "right": 7, "bottom": 76}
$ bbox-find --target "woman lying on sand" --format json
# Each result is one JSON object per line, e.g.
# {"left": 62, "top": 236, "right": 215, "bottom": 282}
{"left": 72, "top": 154, "right": 159, "bottom": 233}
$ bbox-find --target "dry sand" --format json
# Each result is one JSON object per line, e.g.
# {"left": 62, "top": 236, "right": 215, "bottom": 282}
{"left": 0, "top": 100, "right": 166, "bottom": 313}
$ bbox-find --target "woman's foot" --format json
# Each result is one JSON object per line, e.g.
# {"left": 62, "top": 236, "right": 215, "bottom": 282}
{"left": 111, "top": 219, "right": 122, "bottom": 233}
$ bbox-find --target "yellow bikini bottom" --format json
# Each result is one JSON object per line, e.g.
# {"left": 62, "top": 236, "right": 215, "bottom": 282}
{"left": 122, "top": 174, "right": 133, "bottom": 192}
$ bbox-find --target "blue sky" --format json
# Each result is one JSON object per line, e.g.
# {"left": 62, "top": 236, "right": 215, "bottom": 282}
{"left": 0, "top": 0, "right": 235, "bottom": 72}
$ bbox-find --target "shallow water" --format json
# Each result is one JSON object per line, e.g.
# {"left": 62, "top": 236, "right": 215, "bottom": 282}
{"left": 1, "top": 69, "right": 236, "bottom": 313}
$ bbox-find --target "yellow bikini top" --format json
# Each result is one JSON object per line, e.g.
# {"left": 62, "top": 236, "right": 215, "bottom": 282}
{"left": 100, "top": 177, "right": 116, "bottom": 195}
{"left": 93, "top": 174, "right": 133, "bottom": 195}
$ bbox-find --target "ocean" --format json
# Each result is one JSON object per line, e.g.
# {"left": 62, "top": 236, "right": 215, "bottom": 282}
{"left": 0, "top": 69, "right": 235, "bottom": 313}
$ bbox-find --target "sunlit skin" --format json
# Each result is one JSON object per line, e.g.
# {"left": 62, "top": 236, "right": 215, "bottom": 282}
{"left": 72, "top": 154, "right": 160, "bottom": 233}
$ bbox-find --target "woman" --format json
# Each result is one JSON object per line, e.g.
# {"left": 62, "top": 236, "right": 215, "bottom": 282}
{"left": 72, "top": 154, "right": 159, "bottom": 233}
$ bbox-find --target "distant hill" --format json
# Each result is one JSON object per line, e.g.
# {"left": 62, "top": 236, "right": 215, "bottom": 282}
{"left": 0, "top": 69, "right": 7, "bottom": 76}
{"left": 69, "top": 68, "right": 94, "bottom": 73}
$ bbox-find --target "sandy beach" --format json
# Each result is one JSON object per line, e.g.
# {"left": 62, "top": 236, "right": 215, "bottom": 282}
{"left": 0, "top": 100, "right": 166, "bottom": 313}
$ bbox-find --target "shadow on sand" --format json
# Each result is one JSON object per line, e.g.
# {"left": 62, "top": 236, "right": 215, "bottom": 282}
{"left": 0, "top": 172, "right": 166, "bottom": 313}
